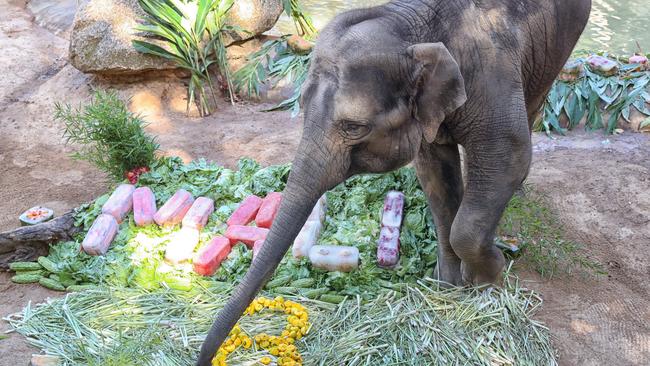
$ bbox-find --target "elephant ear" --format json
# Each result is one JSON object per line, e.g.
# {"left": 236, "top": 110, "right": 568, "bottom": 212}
{"left": 408, "top": 43, "right": 467, "bottom": 143}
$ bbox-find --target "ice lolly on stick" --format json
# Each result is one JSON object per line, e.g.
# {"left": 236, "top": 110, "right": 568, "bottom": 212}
{"left": 309, "top": 245, "right": 360, "bottom": 272}
{"left": 154, "top": 189, "right": 194, "bottom": 227}
{"left": 133, "top": 187, "right": 157, "bottom": 227}
{"left": 292, "top": 220, "right": 322, "bottom": 259}
{"left": 253, "top": 239, "right": 264, "bottom": 260}
{"left": 193, "top": 236, "right": 232, "bottom": 276}
{"left": 82, "top": 214, "right": 118, "bottom": 256}
{"left": 377, "top": 226, "right": 400, "bottom": 268}
{"left": 182, "top": 197, "right": 214, "bottom": 230}
{"left": 225, "top": 225, "right": 269, "bottom": 248}
{"left": 164, "top": 227, "right": 200, "bottom": 264}
{"left": 255, "top": 192, "right": 282, "bottom": 228}
{"left": 227, "top": 195, "right": 263, "bottom": 226}
{"left": 101, "top": 184, "right": 135, "bottom": 223}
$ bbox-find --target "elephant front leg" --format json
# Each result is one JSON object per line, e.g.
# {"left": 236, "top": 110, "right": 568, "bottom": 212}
{"left": 450, "top": 118, "right": 532, "bottom": 285}
{"left": 414, "top": 142, "right": 464, "bottom": 286}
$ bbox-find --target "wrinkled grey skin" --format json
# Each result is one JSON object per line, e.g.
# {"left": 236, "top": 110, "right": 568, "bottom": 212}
{"left": 197, "top": 0, "right": 591, "bottom": 363}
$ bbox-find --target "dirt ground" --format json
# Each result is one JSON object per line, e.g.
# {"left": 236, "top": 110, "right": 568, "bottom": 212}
{"left": 1, "top": 1, "right": 649, "bottom": 365}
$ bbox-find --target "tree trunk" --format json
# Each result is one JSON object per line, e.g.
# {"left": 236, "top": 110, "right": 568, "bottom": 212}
{"left": 0, "top": 212, "right": 79, "bottom": 270}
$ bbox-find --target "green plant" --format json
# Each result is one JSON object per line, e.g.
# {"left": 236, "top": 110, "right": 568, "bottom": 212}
{"left": 133, "top": 0, "right": 237, "bottom": 116}
{"left": 233, "top": 36, "right": 311, "bottom": 116}
{"left": 282, "top": 0, "right": 317, "bottom": 38}
{"left": 498, "top": 186, "right": 605, "bottom": 277}
{"left": 536, "top": 54, "right": 650, "bottom": 135}
{"left": 56, "top": 91, "right": 159, "bottom": 181}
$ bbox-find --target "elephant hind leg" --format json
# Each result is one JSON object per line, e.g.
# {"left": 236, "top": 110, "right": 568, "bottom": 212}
{"left": 414, "top": 142, "right": 465, "bottom": 287}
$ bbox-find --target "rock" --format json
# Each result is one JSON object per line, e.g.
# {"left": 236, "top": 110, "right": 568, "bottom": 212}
{"left": 69, "top": 0, "right": 177, "bottom": 75}
{"left": 224, "top": 0, "right": 284, "bottom": 44}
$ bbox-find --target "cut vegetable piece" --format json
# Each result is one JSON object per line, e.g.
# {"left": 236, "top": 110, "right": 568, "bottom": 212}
{"left": 255, "top": 192, "right": 282, "bottom": 228}
{"left": 154, "top": 189, "right": 194, "bottom": 227}
{"left": 193, "top": 236, "right": 232, "bottom": 276}
{"left": 82, "top": 214, "right": 118, "bottom": 256}
{"left": 377, "top": 226, "right": 400, "bottom": 268}
{"left": 292, "top": 220, "right": 322, "bottom": 259}
{"left": 164, "top": 227, "right": 200, "bottom": 264}
{"left": 252, "top": 239, "right": 264, "bottom": 260}
{"left": 182, "top": 197, "right": 214, "bottom": 230}
{"left": 227, "top": 195, "right": 263, "bottom": 226}
{"left": 225, "top": 225, "right": 269, "bottom": 248}
{"left": 133, "top": 187, "right": 157, "bottom": 227}
{"left": 381, "top": 191, "right": 405, "bottom": 227}
{"left": 309, "top": 245, "right": 360, "bottom": 272}
{"left": 101, "top": 184, "right": 135, "bottom": 223}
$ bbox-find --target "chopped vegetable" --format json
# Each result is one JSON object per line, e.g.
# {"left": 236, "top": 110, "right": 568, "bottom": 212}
{"left": 132, "top": 186, "right": 157, "bottom": 226}
{"left": 309, "top": 245, "right": 360, "bottom": 272}
{"left": 82, "top": 214, "right": 118, "bottom": 256}
{"left": 225, "top": 225, "right": 269, "bottom": 248}
{"left": 182, "top": 197, "right": 214, "bottom": 230}
{"left": 101, "top": 184, "right": 135, "bottom": 223}
{"left": 193, "top": 236, "right": 232, "bottom": 276}
{"left": 255, "top": 192, "right": 282, "bottom": 228}
{"left": 227, "top": 195, "right": 263, "bottom": 226}
{"left": 153, "top": 189, "right": 194, "bottom": 227}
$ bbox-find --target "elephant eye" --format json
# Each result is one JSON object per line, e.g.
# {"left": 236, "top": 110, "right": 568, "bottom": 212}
{"left": 341, "top": 120, "right": 371, "bottom": 140}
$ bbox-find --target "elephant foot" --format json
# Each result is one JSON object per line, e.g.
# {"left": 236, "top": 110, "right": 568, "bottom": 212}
{"left": 460, "top": 246, "right": 506, "bottom": 286}
{"left": 434, "top": 255, "right": 463, "bottom": 287}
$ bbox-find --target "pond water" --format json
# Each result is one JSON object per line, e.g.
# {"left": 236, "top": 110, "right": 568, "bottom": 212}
{"left": 276, "top": 0, "right": 650, "bottom": 54}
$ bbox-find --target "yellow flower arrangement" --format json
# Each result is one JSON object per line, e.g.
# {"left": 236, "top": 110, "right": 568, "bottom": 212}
{"left": 212, "top": 296, "right": 310, "bottom": 366}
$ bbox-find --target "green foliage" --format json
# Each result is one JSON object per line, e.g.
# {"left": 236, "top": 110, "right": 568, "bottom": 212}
{"left": 499, "top": 187, "right": 605, "bottom": 277}
{"left": 281, "top": 0, "right": 317, "bottom": 38}
{"left": 233, "top": 36, "right": 311, "bottom": 116}
{"left": 133, "top": 0, "right": 237, "bottom": 116}
{"left": 56, "top": 91, "right": 159, "bottom": 181}
{"left": 537, "top": 55, "right": 650, "bottom": 135}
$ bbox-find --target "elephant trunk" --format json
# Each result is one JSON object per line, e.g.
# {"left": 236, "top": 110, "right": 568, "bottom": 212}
{"left": 196, "top": 139, "right": 345, "bottom": 366}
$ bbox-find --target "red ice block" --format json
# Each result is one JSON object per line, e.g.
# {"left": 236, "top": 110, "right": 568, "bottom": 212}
{"left": 377, "top": 226, "right": 400, "bottom": 268}
{"left": 255, "top": 192, "right": 282, "bottom": 228}
{"left": 227, "top": 195, "right": 263, "bottom": 226}
{"left": 381, "top": 191, "right": 405, "bottom": 228}
{"left": 225, "top": 225, "right": 269, "bottom": 248}
{"left": 133, "top": 187, "right": 157, "bottom": 227}
{"left": 154, "top": 189, "right": 194, "bottom": 227}
{"left": 253, "top": 239, "right": 264, "bottom": 260}
{"left": 101, "top": 184, "right": 135, "bottom": 223}
{"left": 193, "top": 236, "right": 232, "bottom": 276}
{"left": 82, "top": 214, "right": 118, "bottom": 256}
{"left": 182, "top": 197, "right": 214, "bottom": 230}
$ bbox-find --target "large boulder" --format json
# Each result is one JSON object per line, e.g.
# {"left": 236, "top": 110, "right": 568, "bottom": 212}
{"left": 224, "top": 0, "right": 284, "bottom": 44}
{"left": 69, "top": 0, "right": 283, "bottom": 76}
{"left": 69, "top": 0, "right": 176, "bottom": 75}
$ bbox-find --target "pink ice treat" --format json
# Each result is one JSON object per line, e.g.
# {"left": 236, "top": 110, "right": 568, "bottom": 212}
{"left": 381, "top": 191, "right": 405, "bottom": 228}
{"left": 225, "top": 225, "right": 269, "bottom": 248}
{"left": 193, "top": 236, "right": 232, "bottom": 276}
{"left": 154, "top": 189, "right": 194, "bottom": 227}
{"left": 255, "top": 192, "right": 283, "bottom": 228}
{"left": 253, "top": 239, "right": 265, "bottom": 260}
{"left": 133, "top": 187, "right": 157, "bottom": 227}
{"left": 182, "top": 197, "right": 215, "bottom": 230}
{"left": 227, "top": 195, "right": 263, "bottom": 226}
{"left": 101, "top": 184, "right": 135, "bottom": 223}
{"left": 377, "top": 226, "right": 400, "bottom": 268}
{"left": 82, "top": 214, "right": 118, "bottom": 256}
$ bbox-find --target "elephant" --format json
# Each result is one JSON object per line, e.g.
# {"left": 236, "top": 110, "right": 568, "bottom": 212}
{"left": 197, "top": 0, "right": 591, "bottom": 364}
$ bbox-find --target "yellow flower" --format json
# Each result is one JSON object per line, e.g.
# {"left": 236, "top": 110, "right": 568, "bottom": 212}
{"left": 260, "top": 356, "right": 272, "bottom": 365}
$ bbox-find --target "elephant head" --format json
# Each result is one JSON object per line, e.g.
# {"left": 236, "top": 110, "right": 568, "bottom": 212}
{"left": 196, "top": 30, "right": 467, "bottom": 365}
